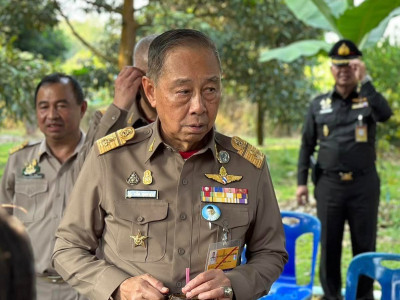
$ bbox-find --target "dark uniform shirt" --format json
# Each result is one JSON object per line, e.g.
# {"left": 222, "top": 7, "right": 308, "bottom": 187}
{"left": 297, "top": 81, "right": 392, "bottom": 185}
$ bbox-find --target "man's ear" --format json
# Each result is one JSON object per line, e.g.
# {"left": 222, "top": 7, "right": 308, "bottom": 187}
{"left": 142, "top": 76, "right": 156, "bottom": 108}
{"left": 80, "top": 101, "right": 88, "bottom": 118}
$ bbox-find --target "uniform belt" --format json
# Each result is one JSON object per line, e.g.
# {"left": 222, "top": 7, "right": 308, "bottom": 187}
{"left": 36, "top": 273, "right": 65, "bottom": 284}
{"left": 322, "top": 168, "right": 374, "bottom": 181}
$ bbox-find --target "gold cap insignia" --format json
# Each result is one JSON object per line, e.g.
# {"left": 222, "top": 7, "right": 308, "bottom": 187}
{"left": 205, "top": 166, "right": 242, "bottom": 185}
{"left": 96, "top": 127, "right": 135, "bottom": 155}
{"left": 231, "top": 136, "right": 264, "bottom": 169}
{"left": 130, "top": 230, "right": 148, "bottom": 248}
{"left": 338, "top": 43, "right": 350, "bottom": 56}
{"left": 9, "top": 141, "right": 28, "bottom": 155}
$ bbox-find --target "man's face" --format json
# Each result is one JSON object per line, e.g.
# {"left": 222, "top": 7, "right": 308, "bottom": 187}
{"left": 330, "top": 63, "right": 357, "bottom": 88}
{"left": 144, "top": 45, "right": 221, "bottom": 151}
{"left": 36, "top": 82, "right": 87, "bottom": 143}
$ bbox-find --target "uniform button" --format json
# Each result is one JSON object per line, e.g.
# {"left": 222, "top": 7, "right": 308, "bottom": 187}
{"left": 136, "top": 216, "right": 144, "bottom": 222}
{"left": 112, "top": 116, "right": 116, "bottom": 120}
{"left": 180, "top": 213, "right": 187, "bottom": 220}
{"left": 178, "top": 248, "right": 185, "bottom": 255}
{"left": 182, "top": 179, "right": 188, "bottom": 185}
{"left": 176, "top": 281, "right": 182, "bottom": 288}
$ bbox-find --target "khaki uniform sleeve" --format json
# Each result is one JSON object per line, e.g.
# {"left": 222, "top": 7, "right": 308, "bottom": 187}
{"left": 226, "top": 162, "right": 288, "bottom": 299}
{"left": 0, "top": 155, "right": 16, "bottom": 207}
{"left": 53, "top": 148, "right": 130, "bottom": 300}
{"left": 72, "top": 104, "right": 128, "bottom": 183}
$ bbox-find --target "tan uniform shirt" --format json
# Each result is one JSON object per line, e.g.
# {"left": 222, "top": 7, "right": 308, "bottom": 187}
{"left": 0, "top": 134, "right": 85, "bottom": 274}
{"left": 53, "top": 121, "right": 288, "bottom": 300}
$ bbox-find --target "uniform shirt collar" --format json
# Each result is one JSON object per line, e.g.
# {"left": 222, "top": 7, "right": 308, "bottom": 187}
{"left": 38, "top": 131, "right": 86, "bottom": 159}
{"left": 332, "top": 84, "right": 358, "bottom": 100}
{"left": 126, "top": 96, "right": 151, "bottom": 127}
{"left": 145, "top": 119, "right": 217, "bottom": 162}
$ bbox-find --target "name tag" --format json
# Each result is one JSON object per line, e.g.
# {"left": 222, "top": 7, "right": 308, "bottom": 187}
{"left": 319, "top": 108, "right": 333, "bottom": 114}
{"left": 125, "top": 189, "right": 158, "bottom": 199}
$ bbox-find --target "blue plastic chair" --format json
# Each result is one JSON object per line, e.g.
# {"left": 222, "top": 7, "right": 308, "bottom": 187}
{"left": 345, "top": 252, "right": 400, "bottom": 300}
{"left": 260, "top": 211, "right": 321, "bottom": 300}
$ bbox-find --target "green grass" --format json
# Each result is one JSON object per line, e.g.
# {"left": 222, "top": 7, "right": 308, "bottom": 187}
{"left": 0, "top": 142, "right": 19, "bottom": 178}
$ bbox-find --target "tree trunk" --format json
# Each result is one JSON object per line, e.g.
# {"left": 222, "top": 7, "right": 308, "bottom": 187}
{"left": 118, "top": 0, "right": 137, "bottom": 69}
{"left": 256, "top": 99, "right": 264, "bottom": 146}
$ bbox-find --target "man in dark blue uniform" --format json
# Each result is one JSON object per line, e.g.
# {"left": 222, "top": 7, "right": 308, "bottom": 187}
{"left": 296, "top": 39, "right": 392, "bottom": 300}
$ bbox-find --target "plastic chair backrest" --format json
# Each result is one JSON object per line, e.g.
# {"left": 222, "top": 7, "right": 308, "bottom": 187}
{"left": 278, "top": 211, "right": 321, "bottom": 290}
{"left": 345, "top": 252, "right": 400, "bottom": 300}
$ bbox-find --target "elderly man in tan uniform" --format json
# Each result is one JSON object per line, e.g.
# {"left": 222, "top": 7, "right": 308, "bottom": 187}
{"left": 53, "top": 29, "right": 288, "bottom": 300}
{"left": 0, "top": 73, "right": 88, "bottom": 299}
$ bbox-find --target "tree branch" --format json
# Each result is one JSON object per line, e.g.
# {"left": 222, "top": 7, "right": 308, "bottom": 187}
{"left": 55, "top": 3, "right": 118, "bottom": 65}
{"left": 82, "top": 0, "right": 123, "bottom": 14}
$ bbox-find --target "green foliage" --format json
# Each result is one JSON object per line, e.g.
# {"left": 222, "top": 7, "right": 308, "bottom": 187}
{"left": 0, "top": 34, "right": 52, "bottom": 125}
{"left": 261, "top": 0, "right": 400, "bottom": 62}
{"left": 363, "top": 40, "right": 400, "bottom": 143}
{"left": 14, "top": 26, "right": 69, "bottom": 61}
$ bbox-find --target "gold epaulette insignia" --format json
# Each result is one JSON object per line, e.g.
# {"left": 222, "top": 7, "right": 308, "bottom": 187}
{"left": 231, "top": 136, "right": 265, "bottom": 169}
{"left": 9, "top": 141, "right": 29, "bottom": 155}
{"left": 99, "top": 108, "right": 107, "bottom": 116}
{"left": 96, "top": 127, "right": 135, "bottom": 155}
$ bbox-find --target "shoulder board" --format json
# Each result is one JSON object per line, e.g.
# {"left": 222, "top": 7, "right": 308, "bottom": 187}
{"left": 231, "top": 136, "right": 265, "bottom": 169}
{"left": 96, "top": 127, "right": 135, "bottom": 155}
{"left": 8, "top": 141, "right": 29, "bottom": 155}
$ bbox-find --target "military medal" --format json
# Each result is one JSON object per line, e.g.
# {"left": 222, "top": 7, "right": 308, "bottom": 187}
{"left": 205, "top": 166, "right": 242, "bottom": 185}
{"left": 143, "top": 170, "right": 153, "bottom": 185}
{"left": 215, "top": 145, "right": 230, "bottom": 164}
{"left": 130, "top": 230, "right": 148, "bottom": 248}
{"left": 126, "top": 172, "right": 140, "bottom": 185}
{"left": 323, "top": 124, "right": 329, "bottom": 137}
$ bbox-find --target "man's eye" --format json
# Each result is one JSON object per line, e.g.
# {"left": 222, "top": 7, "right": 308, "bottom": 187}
{"left": 178, "top": 90, "right": 190, "bottom": 95}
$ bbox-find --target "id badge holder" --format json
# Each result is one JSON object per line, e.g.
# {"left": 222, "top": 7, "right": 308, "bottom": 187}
{"left": 355, "top": 114, "right": 368, "bottom": 142}
{"left": 205, "top": 226, "right": 241, "bottom": 272}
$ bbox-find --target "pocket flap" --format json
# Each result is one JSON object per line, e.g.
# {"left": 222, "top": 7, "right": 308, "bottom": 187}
{"left": 15, "top": 178, "right": 48, "bottom": 197}
{"left": 212, "top": 206, "right": 249, "bottom": 229}
{"left": 115, "top": 200, "right": 168, "bottom": 224}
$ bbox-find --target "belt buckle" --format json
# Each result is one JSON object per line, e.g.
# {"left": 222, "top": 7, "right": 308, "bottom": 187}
{"left": 339, "top": 172, "right": 353, "bottom": 181}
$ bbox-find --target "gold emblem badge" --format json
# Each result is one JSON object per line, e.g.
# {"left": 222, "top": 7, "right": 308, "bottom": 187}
{"left": 148, "top": 138, "right": 155, "bottom": 152}
{"left": 205, "top": 166, "right": 242, "bottom": 185}
{"left": 126, "top": 172, "right": 140, "bottom": 185}
{"left": 323, "top": 124, "right": 329, "bottom": 137}
{"left": 130, "top": 230, "right": 148, "bottom": 248}
{"left": 143, "top": 170, "right": 153, "bottom": 185}
{"left": 231, "top": 136, "right": 264, "bottom": 169}
{"left": 320, "top": 98, "right": 332, "bottom": 111}
{"left": 338, "top": 43, "right": 350, "bottom": 56}
{"left": 22, "top": 159, "right": 40, "bottom": 176}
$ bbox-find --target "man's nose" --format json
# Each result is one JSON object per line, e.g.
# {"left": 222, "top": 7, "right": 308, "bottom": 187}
{"left": 189, "top": 92, "right": 206, "bottom": 114}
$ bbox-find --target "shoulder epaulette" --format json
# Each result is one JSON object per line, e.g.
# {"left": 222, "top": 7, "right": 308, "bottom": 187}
{"left": 96, "top": 127, "right": 135, "bottom": 155}
{"left": 9, "top": 141, "right": 29, "bottom": 155}
{"left": 231, "top": 136, "right": 265, "bottom": 169}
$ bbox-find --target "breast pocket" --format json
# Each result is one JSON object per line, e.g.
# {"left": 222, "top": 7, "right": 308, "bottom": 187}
{"left": 115, "top": 200, "right": 168, "bottom": 262}
{"left": 14, "top": 178, "right": 48, "bottom": 223}
{"left": 211, "top": 205, "right": 249, "bottom": 241}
